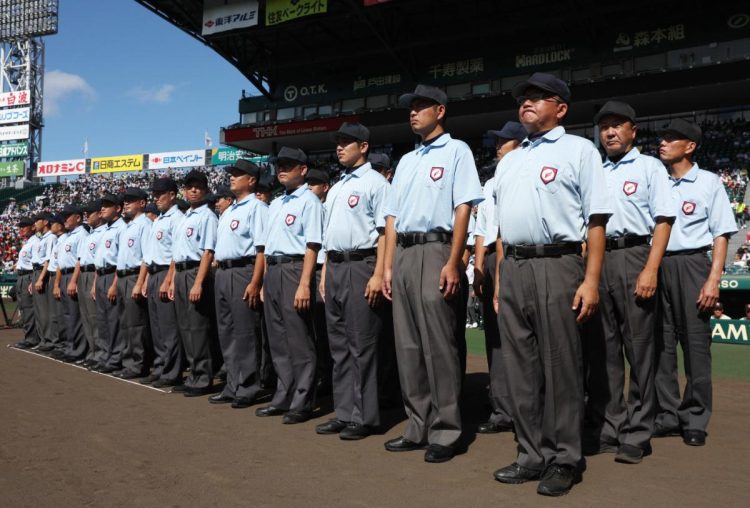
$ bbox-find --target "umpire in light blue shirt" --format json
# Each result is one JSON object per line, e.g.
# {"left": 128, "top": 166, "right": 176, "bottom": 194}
{"left": 141, "top": 177, "right": 184, "bottom": 388}
{"left": 491, "top": 73, "right": 612, "bottom": 496}
{"left": 381, "top": 85, "right": 483, "bottom": 463}
{"left": 78, "top": 200, "right": 105, "bottom": 366}
{"left": 654, "top": 119, "right": 737, "bottom": 447}
{"left": 255, "top": 146, "right": 323, "bottom": 424}
{"left": 582, "top": 101, "right": 675, "bottom": 464}
{"left": 314, "top": 122, "right": 389, "bottom": 440}
{"left": 168, "top": 169, "right": 219, "bottom": 396}
{"left": 211, "top": 159, "right": 268, "bottom": 408}
{"left": 115, "top": 187, "right": 152, "bottom": 379}
{"left": 12, "top": 216, "right": 39, "bottom": 349}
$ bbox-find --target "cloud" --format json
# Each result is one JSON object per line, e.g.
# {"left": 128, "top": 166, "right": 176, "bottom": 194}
{"left": 44, "top": 70, "right": 96, "bottom": 116}
{"left": 126, "top": 84, "right": 177, "bottom": 104}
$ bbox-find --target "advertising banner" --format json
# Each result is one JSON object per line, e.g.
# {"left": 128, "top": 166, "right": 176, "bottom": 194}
{"left": 711, "top": 319, "right": 750, "bottom": 345}
{"left": 0, "top": 142, "right": 28, "bottom": 158}
{"left": 266, "top": 0, "right": 327, "bottom": 26}
{"left": 210, "top": 147, "right": 254, "bottom": 166}
{"left": 0, "top": 107, "right": 29, "bottom": 124}
{"left": 0, "top": 160, "right": 23, "bottom": 177}
{"left": 91, "top": 154, "right": 143, "bottom": 174}
{"left": 148, "top": 149, "right": 206, "bottom": 170}
{"left": 0, "top": 124, "right": 29, "bottom": 142}
{"left": 0, "top": 89, "right": 31, "bottom": 108}
{"left": 719, "top": 275, "right": 750, "bottom": 291}
{"left": 202, "top": 0, "right": 259, "bottom": 35}
{"left": 36, "top": 159, "right": 86, "bottom": 177}
{"left": 223, "top": 115, "right": 357, "bottom": 142}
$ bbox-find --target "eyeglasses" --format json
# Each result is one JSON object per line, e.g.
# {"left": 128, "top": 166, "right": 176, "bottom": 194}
{"left": 515, "top": 92, "right": 562, "bottom": 105}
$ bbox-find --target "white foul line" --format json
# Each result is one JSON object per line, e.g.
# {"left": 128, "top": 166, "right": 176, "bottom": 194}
{"left": 7, "top": 344, "right": 168, "bottom": 394}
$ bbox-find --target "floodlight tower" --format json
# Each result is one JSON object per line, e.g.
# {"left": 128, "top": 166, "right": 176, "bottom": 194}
{"left": 0, "top": 0, "right": 58, "bottom": 182}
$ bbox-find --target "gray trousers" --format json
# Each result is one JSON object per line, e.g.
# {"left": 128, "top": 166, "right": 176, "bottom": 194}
{"left": 263, "top": 261, "right": 316, "bottom": 412}
{"left": 117, "top": 273, "right": 151, "bottom": 375}
{"left": 16, "top": 273, "right": 38, "bottom": 344}
{"left": 214, "top": 265, "right": 261, "bottom": 399}
{"left": 483, "top": 252, "right": 513, "bottom": 427}
{"left": 499, "top": 254, "right": 584, "bottom": 470}
{"left": 174, "top": 267, "right": 217, "bottom": 389}
{"left": 60, "top": 272, "right": 87, "bottom": 358}
{"left": 325, "top": 257, "right": 382, "bottom": 426}
{"left": 77, "top": 271, "right": 98, "bottom": 361}
{"left": 313, "top": 267, "right": 332, "bottom": 388}
{"left": 95, "top": 271, "right": 122, "bottom": 367}
{"left": 392, "top": 242, "right": 465, "bottom": 447}
{"left": 32, "top": 268, "right": 52, "bottom": 345}
{"left": 147, "top": 269, "right": 183, "bottom": 382}
{"left": 656, "top": 251, "right": 712, "bottom": 432}
{"left": 584, "top": 245, "right": 655, "bottom": 449}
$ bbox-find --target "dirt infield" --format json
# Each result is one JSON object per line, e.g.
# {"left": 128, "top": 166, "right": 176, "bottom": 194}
{"left": 0, "top": 328, "right": 747, "bottom": 508}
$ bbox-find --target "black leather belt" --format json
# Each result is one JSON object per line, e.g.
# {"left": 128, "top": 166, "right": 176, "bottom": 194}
{"left": 485, "top": 243, "right": 497, "bottom": 255}
{"left": 175, "top": 260, "right": 201, "bottom": 271}
{"left": 148, "top": 263, "right": 169, "bottom": 274}
{"left": 17, "top": 269, "right": 32, "bottom": 276}
{"left": 605, "top": 235, "right": 651, "bottom": 251}
{"left": 60, "top": 267, "right": 75, "bottom": 275}
{"left": 80, "top": 264, "right": 96, "bottom": 273}
{"left": 96, "top": 266, "right": 116, "bottom": 276}
{"left": 116, "top": 267, "right": 140, "bottom": 277}
{"left": 217, "top": 256, "right": 256, "bottom": 270}
{"left": 397, "top": 231, "right": 452, "bottom": 247}
{"left": 504, "top": 242, "right": 582, "bottom": 259}
{"left": 266, "top": 255, "right": 304, "bottom": 265}
{"left": 664, "top": 245, "right": 711, "bottom": 257}
{"left": 327, "top": 248, "right": 376, "bottom": 263}
{"left": 32, "top": 263, "right": 42, "bottom": 270}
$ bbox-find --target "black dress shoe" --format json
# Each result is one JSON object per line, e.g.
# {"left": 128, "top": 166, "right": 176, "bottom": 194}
{"left": 152, "top": 378, "right": 183, "bottom": 388}
{"left": 37, "top": 344, "right": 55, "bottom": 352}
{"left": 82, "top": 359, "right": 98, "bottom": 368}
{"left": 255, "top": 405, "right": 287, "bottom": 417}
{"left": 231, "top": 396, "right": 256, "bottom": 409}
{"left": 615, "top": 444, "right": 647, "bottom": 464}
{"left": 184, "top": 386, "right": 213, "bottom": 397}
{"left": 209, "top": 393, "right": 234, "bottom": 404}
{"left": 537, "top": 464, "right": 578, "bottom": 497}
{"left": 478, "top": 421, "right": 513, "bottom": 434}
{"left": 282, "top": 411, "right": 312, "bottom": 424}
{"left": 49, "top": 350, "right": 66, "bottom": 360}
{"left": 118, "top": 371, "right": 144, "bottom": 380}
{"left": 316, "top": 419, "right": 348, "bottom": 435}
{"left": 493, "top": 462, "right": 542, "bottom": 484}
{"left": 140, "top": 373, "right": 160, "bottom": 385}
{"left": 683, "top": 430, "right": 706, "bottom": 446}
{"left": 169, "top": 383, "right": 189, "bottom": 393}
{"left": 583, "top": 438, "right": 619, "bottom": 456}
{"left": 97, "top": 365, "right": 119, "bottom": 374}
{"left": 424, "top": 444, "right": 455, "bottom": 463}
{"left": 62, "top": 355, "right": 84, "bottom": 363}
{"left": 653, "top": 423, "right": 681, "bottom": 438}
{"left": 13, "top": 341, "right": 31, "bottom": 349}
{"left": 384, "top": 436, "right": 425, "bottom": 452}
{"left": 340, "top": 423, "right": 372, "bottom": 440}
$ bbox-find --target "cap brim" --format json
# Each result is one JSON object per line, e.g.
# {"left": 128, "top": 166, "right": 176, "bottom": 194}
{"left": 594, "top": 111, "right": 635, "bottom": 124}
{"left": 512, "top": 80, "right": 567, "bottom": 102}
{"left": 397, "top": 93, "right": 440, "bottom": 108}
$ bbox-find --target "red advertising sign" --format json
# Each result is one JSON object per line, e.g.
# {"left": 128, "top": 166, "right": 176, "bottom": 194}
{"left": 224, "top": 116, "right": 359, "bottom": 142}
{"left": 36, "top": 159, "right": 86, "bottom": 177}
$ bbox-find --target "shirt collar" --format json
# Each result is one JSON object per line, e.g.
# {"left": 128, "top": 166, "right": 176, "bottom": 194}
{"left": 70, "top": 225, "right": 85, "bottom": 235}
{"left": 41, "top": 231, "right": 53, "bottom": 239}
{"left": 93, "top": 224, "right": 107, "bottom": 232}
{"left": 604, "top": 147, "right": 640, "bottom": 169}
{"left": 284, "top": 183, "right": 308, "bottom": 200}
{"left": 416, "top": 133, "right": 452, "bottom": 154}
{"left": 187, "top": 203, "right": 208, "bottom": 216}
{"left": 162, "top": 204, "right": 179, "bottom": 217}
{"left": 669, "top": 163, "right": 699, "bottom": 183}
{"left": 108, "top": 217, "right": 124, "bottom": 229}
{"left": 232, "top": 193, "right": 255, "bottom": 209}
{"left": 342, "top": 162, "right": 372, "bottom": 181}
{"left": 523, "top": 125, "right": 565, "bottom": 147}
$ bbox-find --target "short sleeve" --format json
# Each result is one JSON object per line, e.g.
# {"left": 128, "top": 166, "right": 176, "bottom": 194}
{"left": 302, "top": 196, "right": 323, "bottom": 245}
{"left": 452, "top": 144, "right": 484, "bottom": 208}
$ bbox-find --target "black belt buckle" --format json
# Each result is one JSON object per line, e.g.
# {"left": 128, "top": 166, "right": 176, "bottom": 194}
{"left": 96, "top": 266, "right": 116, "bottom": 276}
{"left": 328, "top": 249, "right": 375, "bottom": 263}
{"left": 17, "top": 269, "right": 32, "bottom": 276}
{"left": 266, "top": 255, "right": 302, "bottom": 265}
{"left": 606, "top": 235, "right": 651, "bottom": 251}
{"left": 175, "top": 260, "right": 200, "bottom": 271}
{"left": 148, "top": 264, "right": 169, "bottom": 274}
{"left": 218, "top": 256, "right": 256, "bottom": 269}
{"left": 81, "top": 264, "right": 96, "bottom": 272}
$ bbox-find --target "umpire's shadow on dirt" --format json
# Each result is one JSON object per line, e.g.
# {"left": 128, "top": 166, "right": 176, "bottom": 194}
{"left": 455, "top": 372, "right": 493, "bottom": 456}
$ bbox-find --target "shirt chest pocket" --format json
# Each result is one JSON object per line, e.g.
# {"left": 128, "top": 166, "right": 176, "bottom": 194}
{"left": 425, "top": 164, "right": 449, "bottom": 190}
{"left": 619, "top": 179, "right": 646, "bottom": 203}
{"left": 680, "top": 197, "right": 708, "bottom": 222}
{"left": 344, "top": 191, "right": 367, "bottom": 213}
{"left": 283, "top": 210, "right": 303, "bottom": 235}
{"left": 534, "top": 164, "right": 566, "bottom": 194}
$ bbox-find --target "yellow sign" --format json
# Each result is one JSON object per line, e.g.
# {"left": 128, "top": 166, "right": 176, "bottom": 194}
{"left": 266, "top": 0, "right": 327, "bottom": 26}
{"left": 90, "top": 154, "right": 144, "bottom": 174}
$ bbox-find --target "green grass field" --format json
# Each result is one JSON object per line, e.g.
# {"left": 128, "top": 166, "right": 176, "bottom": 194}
{"left": 465, "top": 328, "right": 750, "bottom": 381}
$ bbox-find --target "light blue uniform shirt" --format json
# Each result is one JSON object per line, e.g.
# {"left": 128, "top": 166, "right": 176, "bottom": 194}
{"left": 48, "top": 234, "right": 66, "bottom": 271}
{"left": 494, "top": 126, "right": 612, "bottom": 245}
{"left": 57, "top": 226, "right": 87, "bottom": 270}
{"left": 474, "top": 176, "right": 497, "bottom": 246}
{"left": 466, "top": 212, "right": 476, "bottom": 247}
{"left": 117, "top": 214, "right": 151, "bottom": 270}
{"left": 666, "top": 164, "right": 737, "bottom": 251}
{"left": 17, "top": 235, "right": 39, "bottom": 271}
{"left": 324, "top": 162, "right": 389, "bottom": 251}
{"left": 603, "top": 148, "right": 675, "bottom": 237}
{"left": 259, "top": 184, "right": 323, "bottom": 256}
{"left": 144, "top": 205, "right": 183, "bottom": 266}
{"left": 383, "top": 133, "right": 483, "bottom": 232}
{"left": 95, "top": 218, "right": 126, "bottom": 268}
{"left": 172, "top": 204, "right": 218, "bottom": 262}
{"left": 215, "top": 194, "right": 268, "bottom": 261}
{"left": 32, "top": 231, "right": 57, "bottom": 266}
{"left": 79, "top": 224, "right": 105, "bottom": 266}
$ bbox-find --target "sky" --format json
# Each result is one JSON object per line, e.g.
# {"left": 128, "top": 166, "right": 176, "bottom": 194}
{"left": 40, "top": 1, "right": 254, "bottom": 162}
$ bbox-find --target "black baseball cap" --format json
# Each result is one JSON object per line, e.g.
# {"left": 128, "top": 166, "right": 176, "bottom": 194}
{"left": 152, "top": 177, "right": 178, "bottom": 193}
{"left": 276, "top": 146, "right": 307, "bottom": 165}
{"left": 145, "top": 202, "right": 159, "bottom": 214}
{"left": 101, "top": 193, "right": 123, "bottom": 206}
{"left": 662, "top": 118, "right": 702, "bottom": 144}
{"left": 33, "top": 211, "right": 54, "bottom": 222}
{"left": 84, "top": 200, "right": 102, "bottom": 214}
{"left": 512, "top": 72, "right": 572, "bottom": 103}
{"left": 306, "top": 168, "right": 330, "bottom": 185}
{"left": 18, "top": 216, "right": 33, "bottom": 226}
{"left": 183, "top": 169, "right": 209, "bottom": 188}
{"left": 333, "top": 122, "right": 370, "bottom": 143}
{"left": 594, "top": 100, "right": 637, "bottom": 124}
{"left": 487, "top": 121, "right": 528, "bottom": 143}
{"left": 257, "top": 175, "right": 276, "bottom": 192}
{"left": 226, "top": 158, "right": 260, "bottom": 177}
{"left": 122, "top": 187, "right": 148, "bottom": 201}
{"left": 398, "top": 84, "right": 448, "bottom": 108}
{"left": 214, "top": 185, "right": 234, "bottom": 199}
{"left": 369, "top": 153, "right": 391, "bottom": 170}
{"left": 60, "top": 204, "right": 84, "bottom": 217}
{"left": 50, "top": 213, "right": 65, "bottom": 225}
